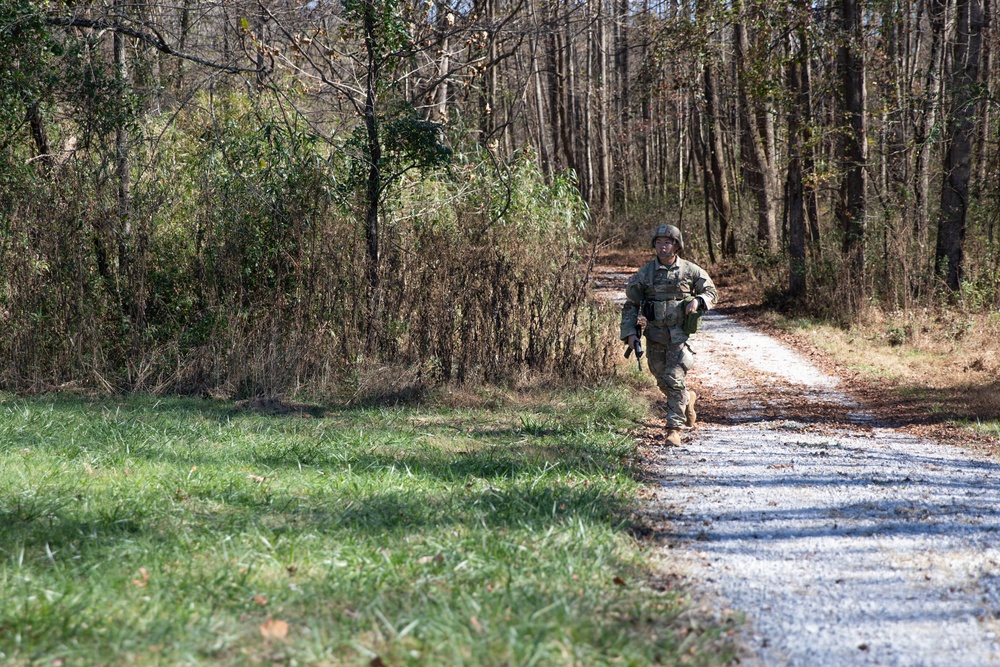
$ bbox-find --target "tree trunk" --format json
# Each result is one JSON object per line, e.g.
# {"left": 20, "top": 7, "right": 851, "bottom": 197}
{"left": 363, "top": 0, "right": 382, "bottom": 347}
{"left": 174, "top": 0, "right": 192, "bottom": 91}
{"left": 974, "top": 0, "right": 993, "bottom": 190}
{"left": 916, "top": 0, "right": 947, "bottom": 255}
{"left": 114, "top": 10, "right": 131, "bottom": 309}
{"left": 787, "top": 33, "right": 808, "bottom": 297}
{"left": 479, "top": 0, "right": 496, "bottom": 143}
{"left": 554, "top": 28, "right": 577, "bottom": 177}
{"left": 838, "top": 0, "right": 867, "bottom": 278}
{"left": 598, "top": 6, "right": 612, "bottom": 221}
{"left": 704, "top": 61, "right": 735, "bottom": 256}
{"left": 937, "top": 0, "right": 985, "bottom": 290}
{"left": 546, "top": 27, "right": 572, "bottom": 173}
{"left": 532, "top": 38, "right": 552, "bottom": 177}
{"left": 691, "top": 99, "right": 717, "bottom": 264}
{"left": 735, "top": 6, "right": 778, "bottom": 254}
{"left": 25, "top": 100, "right": 52, "bottom": 175}
{"left": 615, "top": 0, "right": 629, "bottom": 205}
{"left": 434, "top": 0, "right": 451, "bottom": 122}
{"left": 584, "top": 16, "right": 595, "bottom": 206}
{"left": 563, "top": 16, "right": 580, "bottom": 188}
{"left": 800, "top": 36, "right": 821, "bottom": 255}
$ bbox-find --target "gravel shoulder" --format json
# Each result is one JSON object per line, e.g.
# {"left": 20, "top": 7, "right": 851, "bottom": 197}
{"left": 641, "top": 310, "right": 1000, "bottom": 667}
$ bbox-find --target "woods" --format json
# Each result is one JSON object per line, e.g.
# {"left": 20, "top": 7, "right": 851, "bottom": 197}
{"left": 2, "top": 0, "right": 999, "bottom": 395}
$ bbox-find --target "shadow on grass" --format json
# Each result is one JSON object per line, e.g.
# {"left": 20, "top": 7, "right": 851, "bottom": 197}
{"left": 880, "top": 379, "right": 1000, "bottom": 425}
{"left": 2, "top": 393, "right": 631, "bottom": 479}
{"left": 0, "top": 395, "right": 638, "bottom": 561}
{"left": 0, "top": 479, "right": 629, "bottom": 559}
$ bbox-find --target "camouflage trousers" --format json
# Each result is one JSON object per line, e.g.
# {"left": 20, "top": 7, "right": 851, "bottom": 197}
{"left": 646, "top": 340, "right": 695, "bottom": 428}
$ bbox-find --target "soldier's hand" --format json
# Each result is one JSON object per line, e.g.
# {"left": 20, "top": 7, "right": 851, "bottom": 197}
{"left": 685, "top": 299, "right": 701, "bottom": 315}
{"left": 627, "top": 335, "right": 638, "bottom": 348}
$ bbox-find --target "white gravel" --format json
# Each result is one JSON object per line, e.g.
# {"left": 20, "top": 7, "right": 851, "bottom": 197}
{"left": 649, "top": 310, "right": 1000, "bottom": 666}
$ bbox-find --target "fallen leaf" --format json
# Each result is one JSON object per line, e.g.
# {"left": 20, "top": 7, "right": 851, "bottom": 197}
{"left": 248, "top": 474, "right": 267, "bottom": 483}
{"left": 470, "top": 615, "right": 483, "bottom": 633}
{"left": 613, "top": 576, "right": 626, "bottom": 586}
{"left": 418, "top": 553, "right": 444, "bottom": 565}
{"left": 286, "top": 564, "right": 298, "bottom": 575}
{"left": 370, "top": 657, "right": 386, "bottom": 667}
{"left": 259, "top": 617, "right": 289, "bottom": 639}
{"left": 858, "top": 644, "right": 869, "bottom": 651}
{"left": 131, "top": 567, "right": 150, "bottom": 587}
{"left": 253, "top": 594, "right": 268, "bottom": 606}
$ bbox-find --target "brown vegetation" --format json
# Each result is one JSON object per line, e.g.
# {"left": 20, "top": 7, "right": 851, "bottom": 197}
{"left": 4, "top": 0, "right": 1000, "bottom": 399}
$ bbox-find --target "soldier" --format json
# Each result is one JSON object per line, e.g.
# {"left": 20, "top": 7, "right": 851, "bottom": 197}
{"left": 621, "top": 224, "right": 718, "bottom": 446}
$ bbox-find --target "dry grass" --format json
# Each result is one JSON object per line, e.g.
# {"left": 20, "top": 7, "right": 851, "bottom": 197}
{"left": 731, "top": 298, "right": 1000, "bottom": 447}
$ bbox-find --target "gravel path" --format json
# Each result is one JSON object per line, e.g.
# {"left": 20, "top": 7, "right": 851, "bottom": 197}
{"left": 647, "top": 311, "right": 1000, "bottom": 666}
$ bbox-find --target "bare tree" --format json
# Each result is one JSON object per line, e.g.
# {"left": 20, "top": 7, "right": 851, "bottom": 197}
{"left": 937, "top": 0, "right": 985, "bottom": 290}
{"left": 838, "top": 0, "right": 867, "bottom": 279}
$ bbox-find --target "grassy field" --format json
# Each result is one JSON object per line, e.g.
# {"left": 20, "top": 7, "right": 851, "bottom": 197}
{"left": 0, "top": 386, "right": 737, "bottom": 666}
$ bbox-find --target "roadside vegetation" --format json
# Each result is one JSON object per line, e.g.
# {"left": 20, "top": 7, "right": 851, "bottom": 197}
{"left": 686, "top": 256, "right": 1000, "bottom": 451}
{"left": 0, "top": 386, "right": 738, "bottom": 666}
{"left": 757, "top": 306, "right": 1000, "bottom": 442}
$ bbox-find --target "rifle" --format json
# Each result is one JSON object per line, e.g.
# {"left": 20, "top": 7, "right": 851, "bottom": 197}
{"left": 623, "top": 320, "right": 644, "bottom": 371}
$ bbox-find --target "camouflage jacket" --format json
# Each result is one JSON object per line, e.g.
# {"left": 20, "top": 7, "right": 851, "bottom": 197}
{"left": 620, "top": 257, "right": 718, "bottom": 346}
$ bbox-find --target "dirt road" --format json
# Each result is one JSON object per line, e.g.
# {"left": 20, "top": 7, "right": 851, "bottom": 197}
{"left": 639, "top": 309, "right": 1000, "bottom": 666}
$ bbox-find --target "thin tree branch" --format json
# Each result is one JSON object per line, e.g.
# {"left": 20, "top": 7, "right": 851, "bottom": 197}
{"left": 45, "top": 14, "right": 258, "bottom": 73}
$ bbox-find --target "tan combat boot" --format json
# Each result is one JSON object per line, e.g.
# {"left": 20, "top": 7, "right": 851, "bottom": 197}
{"left": 686, "top": 390, "right": 698, "bottom": 428}
{"left": 665, "top": 428, "right": 682, "bottom": 446}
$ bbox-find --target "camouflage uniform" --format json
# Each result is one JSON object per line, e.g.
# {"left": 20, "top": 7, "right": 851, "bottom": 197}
{"left": 620, "top": 254, "right": 718, "bottom": 429}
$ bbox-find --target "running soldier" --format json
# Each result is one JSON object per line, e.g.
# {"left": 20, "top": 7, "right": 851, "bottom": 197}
{"left": 620, "top": 225, "right": 718, "bottom": 445}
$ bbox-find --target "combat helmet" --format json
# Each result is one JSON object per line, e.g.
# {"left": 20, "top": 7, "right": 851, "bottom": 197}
{"left": 650, "top": 224, "right": 683, "bottom": 252}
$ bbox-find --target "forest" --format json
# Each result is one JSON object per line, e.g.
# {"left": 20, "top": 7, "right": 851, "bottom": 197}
{"left": 2, "top": 0, "right": 998, "bottom": 396}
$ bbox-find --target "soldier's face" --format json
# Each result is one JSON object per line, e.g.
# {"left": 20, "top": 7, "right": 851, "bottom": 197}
{"left": 654, "top": 237, "right": 678, "bottom": 262}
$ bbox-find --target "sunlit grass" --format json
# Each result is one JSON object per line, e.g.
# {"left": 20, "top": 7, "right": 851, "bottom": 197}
{"left": 0, "top": 388, "right": 736, "bottom": 666}
{"left": 961, "top": 418, "right": 1000, "bottom": 440}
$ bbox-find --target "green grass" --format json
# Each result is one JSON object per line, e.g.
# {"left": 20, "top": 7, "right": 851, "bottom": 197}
{"left": 958, "top": 418, "right": 1000, "bottom": 440}
{"left": 0, "top": 387, "right": 736, "bottom": 666}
